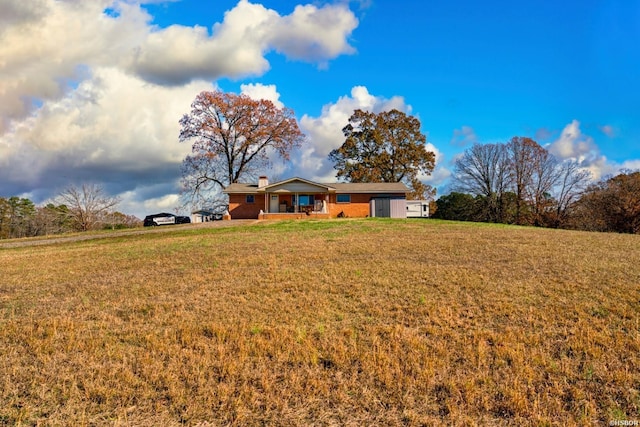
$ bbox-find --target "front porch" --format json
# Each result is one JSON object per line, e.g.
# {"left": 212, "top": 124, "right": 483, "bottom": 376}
{"left": 260, "top": 179, "right": 334, "bottom": 218}
{"left": 258, "top": 212, "right": 331, "bottom": 220}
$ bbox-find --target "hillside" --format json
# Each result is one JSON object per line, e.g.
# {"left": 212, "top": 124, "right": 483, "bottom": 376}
{"left": 1, "top": 219, "right": 638, "bottom": 425}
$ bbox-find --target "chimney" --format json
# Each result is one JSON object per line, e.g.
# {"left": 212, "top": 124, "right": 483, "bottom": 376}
{"left": 258, "top": 176, "right": 269, "bottom": 188}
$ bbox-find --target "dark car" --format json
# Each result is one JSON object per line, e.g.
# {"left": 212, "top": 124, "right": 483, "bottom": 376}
{"left": 143, "top": 213, "right": 191, "bottom": 227}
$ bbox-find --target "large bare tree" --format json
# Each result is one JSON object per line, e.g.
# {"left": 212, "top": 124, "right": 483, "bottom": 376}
{"left": 179, "top": 91, "right": 305, "bottom": 207}
{"left": 507, "top": 137, "right": 548, "bottom": 224}
{"left": 452, "top": 142, "right": 511, "bottom": 222}
{"left": 452, "top": 140, "right": 591, "bottom": 226}
{"left": 328, "top": 109, "right": 436, "bottom": 199}
{"left": 549, "top": 160, "right": 591, "bottom": 227}
{"left": 56, "top": 184, "right": 121, "bottom": 232}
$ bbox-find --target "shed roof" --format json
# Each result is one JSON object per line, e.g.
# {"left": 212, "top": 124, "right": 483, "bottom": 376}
{"left": 325, "top": 182, "right": 409, "bottom": 194}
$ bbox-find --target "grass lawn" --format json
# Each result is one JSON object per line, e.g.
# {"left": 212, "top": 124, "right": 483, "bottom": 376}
{"left": 1, "top": 218, "right": 639, "bottom": 425}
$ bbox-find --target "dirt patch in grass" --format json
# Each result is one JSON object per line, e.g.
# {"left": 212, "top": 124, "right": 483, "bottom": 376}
{"left": 1, "top": 219, "right": 638, "bottom": 425}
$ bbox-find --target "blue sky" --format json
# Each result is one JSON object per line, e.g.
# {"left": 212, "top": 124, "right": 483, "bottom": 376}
{"left": 1, "top": 0, "right": 639, "bottom": 217}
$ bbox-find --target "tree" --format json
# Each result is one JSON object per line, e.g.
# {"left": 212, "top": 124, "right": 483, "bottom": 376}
{"left": 179, "top": 91, "right": 305, "bottom": 207}
{"left": 55, "top": 184, "right": 121, "bottom": 232}
{"left": 328, "top": 109, "right": 436, "bottom": 199}
{"left": 507, "top": 137, "right": 551, "bottom": 224}
{"left": 0, "top": 197, "right": 36, "bottom": 239}
{"left": 569, "top": 171, "right": 640, "bottom": 233}
{"left": 546, "top": 160, "right": 591, "bottom": 228}
{"left": 452, "top": 143, "right": 511, "bottom": 222}
{"left": 432, "top": 192, "right": 479, "bottom": 221}
{"left": 452, "top": 139, "right": 592, "bottom": 227}
{"left": 103, "top": 211, "right": 142, "bottom": 230}
{"left": 31, "top": 204, "right": 72, "bottom": 236}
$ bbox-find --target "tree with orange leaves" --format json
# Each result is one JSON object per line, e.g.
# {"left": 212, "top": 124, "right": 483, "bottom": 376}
{"left": 179, "top": 91, "right": 305, "bottom": 207}
{"left": 328, "top": 109, "right": 436, "bottom": 200}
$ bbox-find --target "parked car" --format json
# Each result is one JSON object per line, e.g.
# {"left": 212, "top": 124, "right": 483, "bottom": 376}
{"left": 143, "top": 213, "right": 191, "bottom": 227}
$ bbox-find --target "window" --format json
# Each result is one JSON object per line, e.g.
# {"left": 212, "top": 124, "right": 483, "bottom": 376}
{"left": 246, "top": 195, "right": 255, "bottom": 203}
{"left": 292, "top": 195, "right": 315, "bottom": 206}
{"left": 337, "top": 194, "right": 351, "bottom": 203}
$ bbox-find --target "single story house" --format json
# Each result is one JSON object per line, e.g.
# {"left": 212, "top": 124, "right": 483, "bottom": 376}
{"left": 223, "top": 176, "right": 409, "bottom": 220}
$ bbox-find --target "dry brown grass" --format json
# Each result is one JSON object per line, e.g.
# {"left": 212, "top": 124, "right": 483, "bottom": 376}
{"left": 0, "top": 219, "right": 639, "bottom": 426}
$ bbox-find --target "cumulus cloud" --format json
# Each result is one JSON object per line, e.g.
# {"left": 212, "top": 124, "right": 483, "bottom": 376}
{"left": 548, "top": 120, "right": 610, "bottom": 180}
{"left": 0, "top": 1, "right": 151, "bottom": 125}
{"left": 0, "top": 67, "right": 215, "bottom": 214}
{"left": 450, "top": 125, "right": 478, "bottom": 147}
{"left": 268, "top": 3, "right": 358, "bottom": 65}
{"left": 0, "top": 0, "right": 358, "bottom": 123}
{"left": 128, "top": 1, "right": 357, "bottom": 84}
{"left": 0, "top": 0, "right": 49, "bottom": 30}
{"left": 240, "top": 83, "right": 284, "bottom": 108}
{"left": 548, "top": 120, "right": 598, "bottom": 160}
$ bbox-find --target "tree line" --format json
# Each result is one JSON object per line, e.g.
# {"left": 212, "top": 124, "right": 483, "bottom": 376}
{"left": 434, "top": 137, "right": 640, "bottom": 234}
{"left": 0, "top": 184, "right": 137, "bottom": 239}
{"left": 175, "top": 90, "right": 638, "bottom": 234}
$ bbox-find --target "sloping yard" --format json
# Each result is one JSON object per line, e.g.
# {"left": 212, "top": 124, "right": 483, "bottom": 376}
{"left": 1, "top": 219, "right": 638, "bottom": 425}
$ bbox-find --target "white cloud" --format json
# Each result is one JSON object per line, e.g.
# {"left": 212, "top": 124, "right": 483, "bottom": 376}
{"left": 0, "top": 0, "right": 151, "bottom": 123}
{"left": 240, "top": 83, "right": 284, "bottom": 108}
{"left": 619, "top": 159, "right": 640, "bottom": 172}
{"left": 547, "top": 119, "right": 611, "bottom": 180}
{"left": 0, "top": 0, "right": 359, "bottom": 123}
{"left": 123, "top": 0, "right": 358, "bottom": 84}
{"left": 548, "top": 120, "right": 598, "bottom": 160}
{"left": 268, "top": 3, "right": 358, "bottom": 64}
{"left": 0, "top": 67, "right": 215, "bottom": 216}
{"left": 420, "top": 142, "right": 451, "bottom": 190}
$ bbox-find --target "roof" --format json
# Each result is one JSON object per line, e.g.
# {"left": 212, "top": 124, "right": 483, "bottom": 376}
{"left": 191, "top": 209, "right": 215, "bottom": 215}
{"left": 323, "top": 182, "right": 409, "bottom": 194}
{"left": 223, "top": 183, "right": 259, "bottom": 194}
{"left": 262, "top": 177, "right": 336, "bottom": 192}
{"left": 224, "top": 177, "right": 409, "bottom": 194}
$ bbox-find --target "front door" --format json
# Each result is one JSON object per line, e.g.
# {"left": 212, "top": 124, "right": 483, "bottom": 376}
{"left": 269, "top": 194, "right": 279, "bottom": 213}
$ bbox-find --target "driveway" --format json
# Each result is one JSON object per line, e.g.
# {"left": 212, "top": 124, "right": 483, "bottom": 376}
{"left": 0, "top": 220, "right": 260, "bottom": 249}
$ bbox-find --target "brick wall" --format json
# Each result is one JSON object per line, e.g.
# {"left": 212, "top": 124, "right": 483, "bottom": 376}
{"left": 228, "top": 194, "right": 265, "bottom": 219}
{"left": 230, "top": 192, "right": 405, "bottom": 219}
{"left": 329, "top": 193, "right": 372, "bottom": 218}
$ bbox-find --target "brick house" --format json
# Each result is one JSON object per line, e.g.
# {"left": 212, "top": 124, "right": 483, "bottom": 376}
{"left": 223, "top": 176, "right": 409, "bottom": 220}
